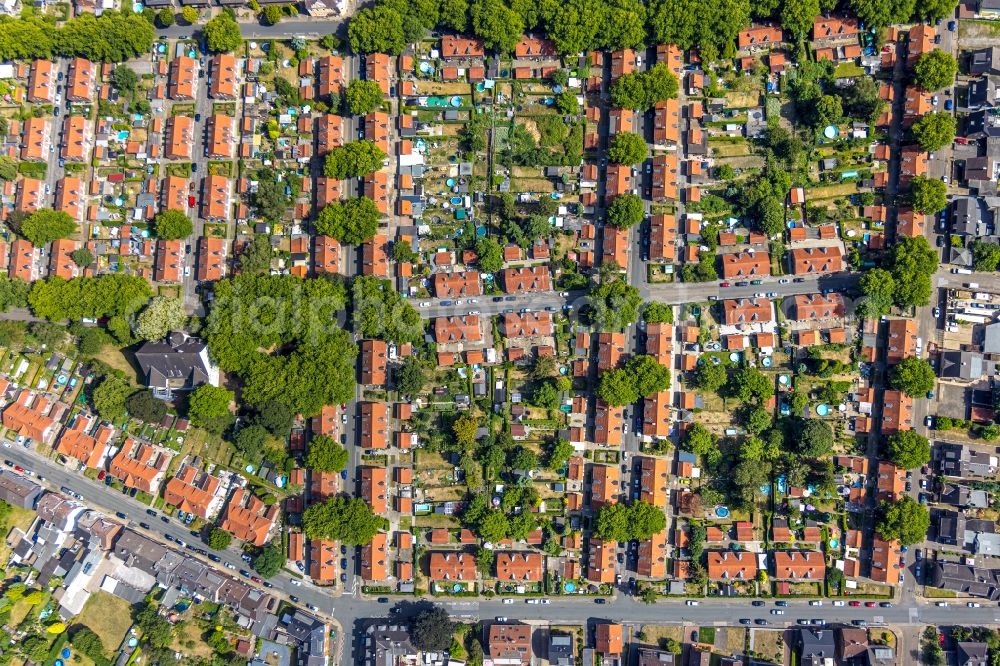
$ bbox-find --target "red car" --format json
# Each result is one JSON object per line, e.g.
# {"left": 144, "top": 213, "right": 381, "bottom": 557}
{"left": 720, "top": 282, "right": 731, "bottom": 287}
{"left": 848, "top": 601, "right": 861, "bottom": 607}
{"left": 188, "top": 195, "right": 196, "bottom": 207}
{"left": 865, "top": 601, "right": 877, "bottom": 607}
{"left": 13, "top": 466, "right": 22, "bottom": 473}
{"left": 97, "top": 470, "right": 106, "bottom": 480}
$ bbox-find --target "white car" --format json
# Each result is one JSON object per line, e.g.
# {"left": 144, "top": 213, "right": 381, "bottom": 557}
{"left": 778, "top": 278, "right": 789, "bottom": 284}
{"left": 936, "top": 602, "right": 949, "bottom": 607}
{"left": 502, "top": 599, "right": 514, "bottom": 605}
{"left": 809, "top": 600, "right": 822, "bottom": 606}
{"left": 469, "top": 299, "right": 479, "bottom": 304}
{"left": 832, "top": 600, "right": 845, "bottom": 607}
{"left": 224, "top": 562, "right": 235, "bottom": 570}
{"left": 290, "top": 580, "right": 301, "bottom": 586}
{"left": 968, "top": 602, "right": 981, "bottom": 608}
{"left": 419, "top": 302, "right": 430, "bottom": 307}
{"left": 686, "top": 600, "right": 699, "bottom": 606}
{"left": 526, "top": 599, "right": 538, "bottom": 604}
{"left": 496, "top": 617, "right": 508, "bottom": 622}
{"left": 754, "top": 292, "right": 765, "bottom": 298}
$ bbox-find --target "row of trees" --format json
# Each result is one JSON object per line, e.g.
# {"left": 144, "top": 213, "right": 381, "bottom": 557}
{"left": 859, "top": 236, "right": 938, "bottom": 316}
{"left": 0, "top": 10, "right": 154, "bottom": 62}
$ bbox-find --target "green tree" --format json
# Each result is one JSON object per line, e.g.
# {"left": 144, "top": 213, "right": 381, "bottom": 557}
{"left": 410, "top": 606, "right": 455, "bottom": 652}
{"left": 126, "top": 390, "right": 166, "bottom": 423}
{"left": 885, "top": 430, "right": 931, "bottom": 469}
{"left": 263, "top": 5, "right": 282, "bottom": 24}
{"left": 71, "top": 247, "right": 94, "bottom": 269}
{"left": 112, "top": 65, "right": 138, "bottom": 94}
{"left": 972, "top": 240, "right": 1000, "bottom": 272}
{"left": 470, "top": 0, "right": 524, "bottom": 53}
{"left": 889, "top": 356, "right": 935, "bottom": 397}
{"left": 545, "top": 438, "right": 575, "bottom": 470}
{"left": 533, "top": 380, "right": 559, "bottom": 409}
{"left": 588, "top": 266, "right": 643, "bottom": 330}
{"left": 876, "top": 496, "right": 931, "bottom": 546}
{"left": 345, "top": 79, "right": 384, "bottom": 116}
{"left": 252, "top": 541, "right": 284, "bottom": 578}
{"left": 239, "top": 234, "right": 273, "bottom": 273}
{"left": 255, "top": 400, "right": 294, "bottom": 437}
{"left": 152, "top": 209, "right": 194, "bottom": 240}
{"left": 181, "top": 6, "right": 198, "bottom": 22}
{"left": 610, "top": 63, "right": 678, "bottom": 110}
{"left": 235, "top": 424, "right": 269, "bottom": 460}
{"left": 597, "top": 355, "right": 670, "bottom": 406}
{"left": 156, "top": 7, "right": 176, "bottom": 28}
{"left": 316, "top": 198, "right": 381, "bottom": 245}
{"left": 207, "top": 527, "right": 232, "bottom": 550}
{"left": 912, "top": 111, "right": 956, "bottom": 153}
{"left": 204, "top": 13, "right": 242, "bottom": 53}
{"left": 594, "top": 501, "right": 666, "bottom": 541}
{"left": 302, "top": 495, "right": 384, "bottom": 545}
{"left": 324, "top": 141, "right": 386, "bottom": 179}
{"left": 555, "top": 89, "right": 579, "bottom": 115}
{"left": 474, "top": 237, "right": 503, "bottom": 273}
{"left": 889, "top": 235, "right": 937, "bottom": 307}
{"left": 348, "top": 5, "right": 406, "bottom": 54}
{"left": 92, "top": 372, "right": 132, "bottom": 422}
{"left": 914, "top": 50, "right": 958, "bottom": 92}
{"left": 188, "top": 384, "right": 234, "bottom": 433}
{"left": 306, "top": 434, "right": 350, "bottom": 472}
{"left": 643, "top": 302, "right": 673, "bottom": 324}
{"left": 693, "top": 362, "right": 727, "bottom": 393}
{"left": 741, "top": 404, "right": 772, "bottom": 435}
{"left": 0, "top": 157, "right": 17, "bottom": 181}
{"left": 779, "top": 0, "right": 820, "bottom": 37}
{"left": 134, "top": 296, "right": 186, "bottom": 341}
{"left": 858, "top": 268, "right": 896, "bottom": 318}
{"left": 607, "top": 132, "right": 648, "bottom": 165}
{"left": 726, "top": 364, "right": 774, "bottom": 402}
{"left": 135, "top": 600, "right": 173, "bottom": 648}
{"left": 396, "top": 356, "right": 426, "bottom": 397}
{"left": 681, "top": 423, "right": 717, "bottom": 457}
{"left": 796, "top": 418, "right": 834, "bottom": 457}
{"left": 20, "top": 209, "right": 76, "bottom": 246}
{"left": 477, "top": 509, "right": 510, "bottom": 541}
{"left": 250, "top": 168, "right": 290, "bottom": 222}
{"left": 453, "top": 414, "right": 479, "bottom": 445}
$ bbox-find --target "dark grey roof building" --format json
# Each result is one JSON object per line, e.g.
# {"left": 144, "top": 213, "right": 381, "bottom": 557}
{"left": 134, "top": 332, "right": 219, "bottom": 397}
{"left": 0, "top": 470, "right": 42, "bottom": 508}
{"left": 958, "top": 642, "right": 988, "bottom": 666}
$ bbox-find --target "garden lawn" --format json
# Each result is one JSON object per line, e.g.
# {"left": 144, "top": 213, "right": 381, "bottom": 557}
{"left": 74, "top": 591, "right": 134, "bottom": 649}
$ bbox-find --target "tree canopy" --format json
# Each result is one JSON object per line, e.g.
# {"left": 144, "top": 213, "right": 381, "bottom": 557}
{"left": 348, "top": 5, "right": 407, "bottom": 54}
{"left": 889, "top": 235, "right": 938, "bottom": 308}
{"left": 410, "top": 606, "right": 455, "bottom": 652}
{"left": 726, "top": 363, "right": 774, "bottom": 403}
{"left": 302, "top": 495, "right": 385, "bottom": 545}
{"left": 593, "top": 501, "right": 667, "bottom": 542}
{"left": 205, "top": 274, "right": 356, "bottom": 416}
{"left": 345, "top": 79, "right": 384, "bottom": 116}
{"left": 588, "top": 266, "right": 642, "bottom": 330}
{"left": 324, "top": 141, "right": 387, "bottom": 179}
{"left": 885, "top": 430, "right": 931, "bottom": 469}
{"left": 252, "top": 540, "right": 284, "bottom": 578}
{"left": 910, "top": 175, "right": 948, "bottom": 215}
{"left": 914, "top": 50, "right": 958, "bottom": 92}
{"left": 606, "top": 193, "right": 645, "bottom": 228}
{"left": 126, "top": 390, "right": 166, "bottom": 423}
{"left": 207, "top": 527, "right": 232, "bottom": 550}
{"left": 204, "top": 13, "right": 243, "bottom": 53}
{"left": 351, "top": 275, "right": 424, "bottom": 344}
{"left": 597, "top": 355, "right": 670, "bottom": 406}
{"left": 316, "top": 198, "right": 381, "bottom": 245}
{"left": 20, "top": 209, "right": 76, "bottom": 247}
{"left": 0, "top": 11, "right": 154, "bottom": 62}
{"left": 795, "top": 418, "right": 834, "bottom": 458}
{"left": 912, "top": 111, "right": 956, "bottom": 153}
{"left": 187, "top": 384, "right": 234, "bottom": 433}
{"left": 152, "top": 210, "right": 194, "bottom": 240}
{"left": 876, "top": 496, "right": 931, "bottom": 546}
{"left": 134, "top": 296, "right": 186, "bottom": 341}
{"left": 306, "top": 434, "right": 350, "bottom": 472}
{"left": 29, "top": 274, "right": 151, "bottom": 321}
{"left": 858, "top": 268, "right": 896, "bottom": 319}
{"left": 888, "top": 356, "right": 935, "bottom": 397}
{"left": 607, "top": 132, "right": 648, "bottom": 165}
{"left": 610, "top": 63, "right": 678, "bottom": 110}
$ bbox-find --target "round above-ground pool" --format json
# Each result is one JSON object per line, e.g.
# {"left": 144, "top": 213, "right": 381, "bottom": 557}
{"left": 778, "top": 374, "right": 790, "bottom": 385}
{"left": 823, "top": 125, "right": 839, "bottom": 139}
{"left": 729, "top": 352, "right": 741, "bottom": 363}
{"left": 715, "top": 506, "right": 730, "bottom": 518}
{"left": 450, "top": 96, "right": 462, "bottom": 107}
{"left": 62, "top": 649, "right": 71, "bottom": 659}
{"left": 419, "top": 61, "right": 433, "bottom": 73}
{"left": 564, "top": 582, "right": 576, "bottom": 593}
{"left": 446, "top": 178, "right": 456, "bottom": 187}
{"left": 829, "top": 538, "right": 840, "bottom": 549}
{"left": 761, "top": 357, "right": 773, "bottom": 367}
{"left": 816, "top": 403, "right": 830, "bottom": 416}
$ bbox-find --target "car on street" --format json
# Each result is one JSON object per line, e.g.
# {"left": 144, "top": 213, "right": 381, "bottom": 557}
{"left": 146, "top": 509, "right": 157, "bottom": 517}
{"left": 751, "top": 601, "right": 765, "bottom": 607}
{"left": 139, "top": 522, "right": 150, "bottom": 529}
{"left": 290, "top": 579, "right": 301, "bottom": 586}
{"left": 879, "top": 602, "right": 892, "bottom": 608}
{"left": 755, "top": 619, "right": 769, "bottom": 626}
{"left": 865, "top": 601, "right": 877, "bottom": 607}
{"left": 161, "top": 516, "right": 170, "bottom": 523}
{"left": 937, "top": 602, "right": 949, "bottom": 607}
{"left": 809, "top": 600, "right": 822, "bottom": 606}
{"left": 377, "top": 598, "right": 389, "bottom": 603}
{"left": 720, "top": 282, "right": 730, "bottom": 287}
{"left": 739, "top": 619, "right": 751, "bottom": 625}
{"left": 224, "top": 562, "right": 235, "bottom": 569}
{"left": 771, "top": 610, "right": 784, "bottom": 615}
{"left": 849, "top": 600, "right": 861, "bottom": 607}
{"left": 852, "top": 620, "right": 867, "bottom": 627}
{"left": 116, "top": 512, "right": 127, "bottom": 519}
{"left": 775, "top": 601, "right": 789, "bottom": 607}
{"left": 778, "top": 278, "right": 789, "bottom": 284}
{"left": 832, "top": 600, "right": 845, "bottom": 607}
{"left": 209, "top": 555, "right": 221, "bottom": 562}
{"left": 502, "top": 599, "right": 513, "bottom": 604}
{"left": 968, "top": 602, "right": 981, "bottom": 608}
{"left": 686, "top": 600, "right": 699, "bottom": 606}
{"left": 594, "top": 598, "right": 606, "bottom": 604}
{"left": 290, "top": 595, "right": 299, "bottom": 603}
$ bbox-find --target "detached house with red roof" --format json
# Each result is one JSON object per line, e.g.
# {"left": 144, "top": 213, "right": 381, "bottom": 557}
{"left": 55, "top": 413, "right": 114, "bottom": 468}
{"left": 108, "top": 437, "right": 171, "bottom": 495}
{"left": 162, "top": 463, "right": 226, "bottom": 520}
{"left": 4, "top": 390, "right": 57, "bottom": 445}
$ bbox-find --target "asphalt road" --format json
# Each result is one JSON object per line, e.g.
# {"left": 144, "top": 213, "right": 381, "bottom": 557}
{"left": 157, "top": 20, "right": 345, "bottom": 41}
